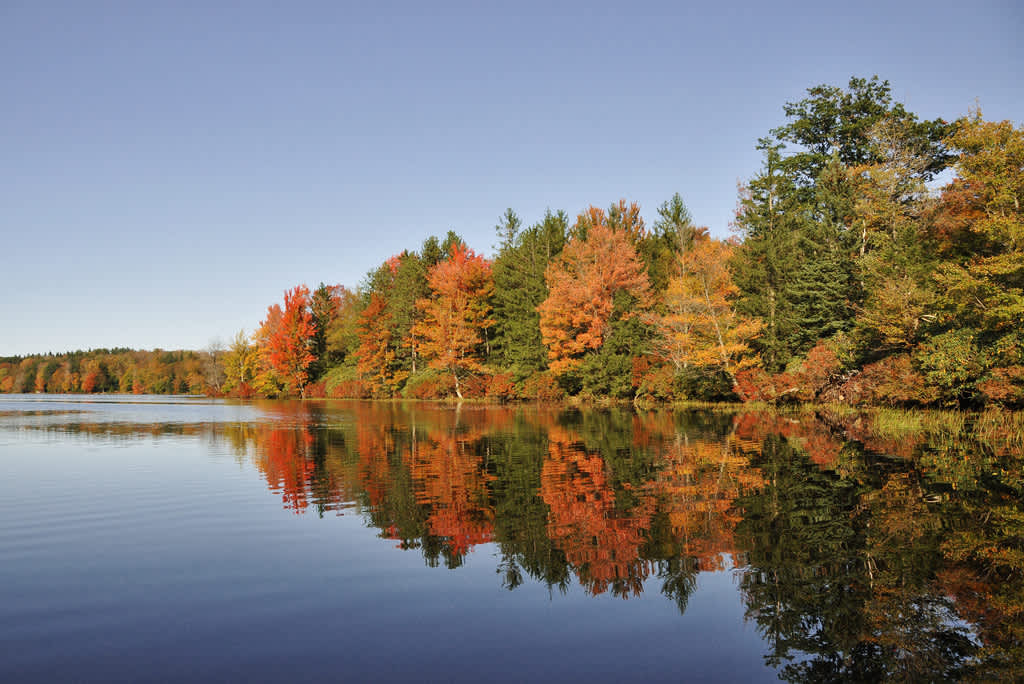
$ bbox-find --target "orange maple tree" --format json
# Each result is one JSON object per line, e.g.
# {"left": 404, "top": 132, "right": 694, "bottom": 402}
{"left": 538, "top": 209, "right": 651, "bottom": 375}
{"left": 412, "top": 243, "right": 494, "bottom": 399}
{"left": 356, "top": 293, "right": 399, "bottom": 394}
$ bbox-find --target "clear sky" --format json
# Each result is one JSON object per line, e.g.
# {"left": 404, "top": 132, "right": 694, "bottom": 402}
{"left": 2, "top": 0, "right": 1021, "bottom": 356}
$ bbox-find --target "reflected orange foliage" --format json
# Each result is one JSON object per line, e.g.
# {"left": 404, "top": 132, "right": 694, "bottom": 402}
{"left": 645, "top": 420, "right": 766, "bottom": 569}
{"left": 254, "top": 426, "right": 317, "bottom": 512}
{"left": 734, "top": 412, "right": 845, "bottom": 467}
{"left": 541, "top": 428, "right": 654, "bottom": 597}
{"left": 408, "top": 427, "right": 495, "bottom": 555}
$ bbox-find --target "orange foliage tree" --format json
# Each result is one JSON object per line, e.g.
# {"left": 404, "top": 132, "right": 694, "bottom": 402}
{"left": 538, "top": 210, "right": 651, "bottom": 375}
{"left": 257, "top": 285, "right": 317, "bottom": 397}
{"left": 649, "top": 234, "right": 761, "bottom": 397}
{"left": 411, "top": 243, "right": 494, "bottom": 399}
{"left": 356, "top": 293, "right": 399, "bottom": 395}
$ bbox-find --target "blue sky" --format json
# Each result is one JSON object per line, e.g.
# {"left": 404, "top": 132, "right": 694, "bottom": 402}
{"left": 2, "top": 0, "right": 1021, "bottom": 356}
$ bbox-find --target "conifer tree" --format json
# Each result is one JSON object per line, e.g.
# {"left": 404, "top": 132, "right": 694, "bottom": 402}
{"left": 492, "top": 209, "right": 568, "bottom": 377}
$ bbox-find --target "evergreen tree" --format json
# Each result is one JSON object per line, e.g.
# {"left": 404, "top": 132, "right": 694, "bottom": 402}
{"left": 732, "top": 142, "right": 807, "bottom": 370}
{"left": 642, "top": 193, "right": 696, "bottom": 294}
{"left": 492, "top": 209, "right": 568, "bottom": 377}
{"left": 309, "top": 282, "right": 338, "bottom": 380}
{"left": 734, "top": 77, "right": 952, "bottom": 370}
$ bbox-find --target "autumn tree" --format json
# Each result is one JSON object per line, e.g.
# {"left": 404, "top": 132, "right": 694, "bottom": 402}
{"left": 840, "top": 118, "right": 942, "bottom": 358}
{"left": 650, "top": 234, "right": 761, "bottom": 398}
{"left": 538, "top": 208, "right": 651, "bottom": 379}
{"left": 256, "top": 285, "right": 317, "bottom": 398}
{"left": 324, "top": 286, "right": 362, "bottom": 366}
{"left": 354, "top": 239, "right": 453, "bottom": 395}
{"left": 930, "top": 113, "right": 1024, "bottom": 405}
{"left": 355, "top": 294, "right": 397, "bottom": 395}
{"left": 411, "top": 242, "right": 494, "bottom": 399}
{"left": 222, "top": 329, "right": 259, "bottom": 396}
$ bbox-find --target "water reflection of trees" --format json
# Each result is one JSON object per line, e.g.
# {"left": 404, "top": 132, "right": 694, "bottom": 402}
{"left": 18, "top": 401, "right": 1023, "bottom": 679}
{"left": 236, "top": 402, "right": 1022, "bottom": 681}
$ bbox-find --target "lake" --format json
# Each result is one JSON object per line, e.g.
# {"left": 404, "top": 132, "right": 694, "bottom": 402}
{"left": 0, "top": 395, "right": 1021, "bottom": 682}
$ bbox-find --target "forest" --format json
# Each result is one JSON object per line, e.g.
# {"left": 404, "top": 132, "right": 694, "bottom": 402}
{"left": 3, "top": 77, "right": 1022, "bottom": 408}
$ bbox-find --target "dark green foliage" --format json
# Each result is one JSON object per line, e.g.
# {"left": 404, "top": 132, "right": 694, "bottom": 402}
{"left": 673, "top": 366, "right": 736, "bottom": 402}
{"left": 578, "top": 308, "right": 646, "bottom": 399}
{"left": 733, "top": 77, "right": 952, "bottom": 372}
{"left": 641, "top": 193, "right": 696, "bottom": 293}
{"left": 732, "top": 142, "right": 807, "bottom": 370}
{"left": 309, "top": 282, "right": 334, "bottom": 379}
{"left": 388, "top": 252, "right": 429, "bottom": 377}
{"left": 785, "top": 247, "right": 854, "bottom": 354}
{"left": 491, "top": 209, "right": 568, "bottom": 377}
{"left": 773, "top": 75, "right": 953, "bottom": 188}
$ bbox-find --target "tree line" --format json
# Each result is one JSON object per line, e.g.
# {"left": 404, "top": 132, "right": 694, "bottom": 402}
{"left": 0, "top": 348, "right": 224, "bottom": 395}
{"left": 4, "top": 76, "right": 1021, "bottom": 407}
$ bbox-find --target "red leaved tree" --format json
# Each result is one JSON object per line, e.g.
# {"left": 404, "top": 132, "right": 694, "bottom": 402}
{"left": 257, "top": 285, "right": 317, "bottom": 397}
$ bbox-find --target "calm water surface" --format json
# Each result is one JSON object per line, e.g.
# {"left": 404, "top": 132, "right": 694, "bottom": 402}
{"left": 1, "top": 395, "right": 1021, "bottom": 682}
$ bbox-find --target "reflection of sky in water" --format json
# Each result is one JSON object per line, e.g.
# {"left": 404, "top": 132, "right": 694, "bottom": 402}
{"left": 0, "top": 395, "right": 1016, "bottom": 682}
{"left": 0, "top": 410, "right": 775, "bottom": 682}
{"left": 0, "top": 393, "right": 273, "bottom": 428}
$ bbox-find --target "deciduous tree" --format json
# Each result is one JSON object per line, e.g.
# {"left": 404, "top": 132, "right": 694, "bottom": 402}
{"left": 257, "top": 285, "right": 317, "bottom": 398}
{"left": 412, "top": 243, "right": 494, "bottom": 399}
{"left": 538, "top": 210, "right": 651, "bottom": 376}
{"left": 650, "top": 234, "right": 760, "bottom": 397}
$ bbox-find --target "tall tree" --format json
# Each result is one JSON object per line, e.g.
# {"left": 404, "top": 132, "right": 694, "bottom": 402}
{"left": 492, "top": 209, "right": 568, "bottom": 376}
{"left": 257, "top": 285, "right": 317, "bottom": 398}
{"left": 355, "top": 293, "right": 398, "bottom": 395}
{"left": 643, "top": 193, "right": 697, "bottom": 293}
{"left": 734, "top": 77, "right": 952, "bottom": 369}
{"left": 309, "top": 283, "right": 341, "bottom": 380}
{"left": 732, "top": 141, "right": 807, "bottom": 370}
{"left": 650, "top": 234, "right": 761, "bottom": 396}
{"left": 412, "top": 243, "right": 494, "bottom": 399}
{"left": 324, "top": 286, "right": 363, "bottom": 367}
{"left": 538, "top": 209, "right": 651, "bottom": 377}
{"left": 772, "top": 75, "right": 952, "bottom": 189}
{"left": 930, "top": 113, "right": 1024, "bottom": 404}
{"left": 849, "top": 118, "right": 940, "bottom": 355}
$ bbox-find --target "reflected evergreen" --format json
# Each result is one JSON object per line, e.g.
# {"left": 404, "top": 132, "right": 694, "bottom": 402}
{"left": 12, "top": 398, "right": 1022, "bottom": 679}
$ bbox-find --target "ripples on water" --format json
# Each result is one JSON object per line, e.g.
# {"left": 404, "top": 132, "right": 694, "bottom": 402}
{"left": 0, "top": 395, "right": 1021, "bottom": 682}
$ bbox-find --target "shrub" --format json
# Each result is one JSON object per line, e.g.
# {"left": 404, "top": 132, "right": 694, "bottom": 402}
{"left": 735, "top": 368, "right": 800, "bottom": 404}
{"left": 840, "top": 355, "right": 937, "bottom": 406}
{"left": 519, "top": 371, "right": 565, "bottom": 401}
{"left": 323, "top": 365, "right": 369, "bottom": 399}
{"left": 486, "top": 372, "right": 519, "bottom": 401}
{"left": 403, "top": 370, "right": 455, "bottom": 399}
